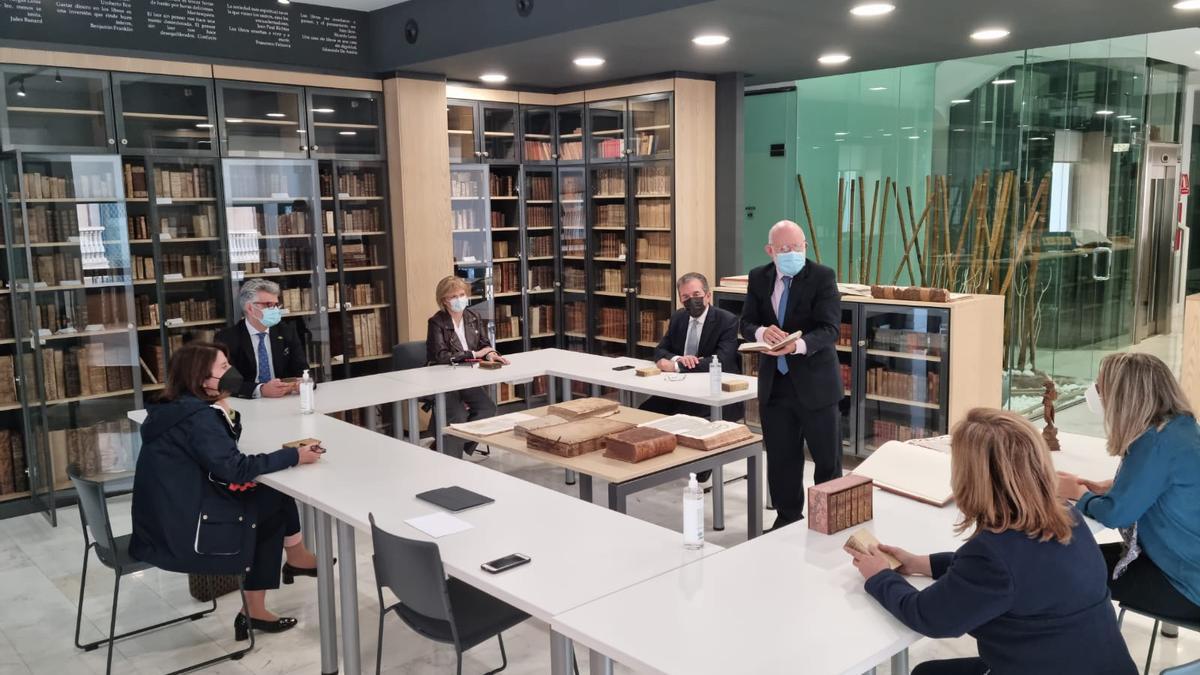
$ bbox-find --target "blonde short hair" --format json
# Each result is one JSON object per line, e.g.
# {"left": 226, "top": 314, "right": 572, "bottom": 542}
{"left": 950, "top": 408, "right": 1074, "bottom": 544}
{"left": 435, "top": 275, "right": 471, "bottom": 311}
{"left": 1097, "top": 352, "right": 1193, "bottom": 457}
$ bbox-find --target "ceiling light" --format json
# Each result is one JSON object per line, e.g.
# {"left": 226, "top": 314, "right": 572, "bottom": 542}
{"left": 908, "top": 135, "right": 920, "bottom": 140}
{"left": 296, "top": 129, "right": 307, "bottom": 134}
{"left": 312, "top": 107, "right": 335, "bottom": 114}
{"left": 266, "top": 112, "right": 285, "bottom": 118}
{"left": 278, "top": 0, "right": 290, "bottom": 4}
{"left": 992, "top": 78, "right": 1016, "bottom": 85}
{"left": 869, "top": 86, "right": 888, "bottom": 91}
{"left": 971, "top": 28, "right": 1010, "bottom": 41}
{"left": 818, "top": 53, "right": 851, "bottom": 65}
{"left": 1096, "top": 110, "right": 1115, "bottom": 116}
{"left": 1030, "top": 136, "right": 1049, "bottom": 141}
{"left": 226, "top": 118, "right": 243, "bottom": 123}
{"left": 195, "top": 123, "right": 213, "bottom": 128}
{"left": 692, "top": 34, "right": 730, "bottom": 46}
{"left": 1173, "top": 0, "right": 1200, "bottom": 9}
{"left": 54, "top": 70, "right": 62, "bottom": 84}
{"left": 1117, "top": 115, "right": 1134, "bottom": 120}
{"left": 480, "top": 73, "right": 507, "bottom": 83}
{"left": 835, "top": 138, "right": 846, "bottom": 142}
{"left": 951, "top": 99, "right": 970, "bottom": 104}
{"left": 882, "top": 133, "right": 893, "bottom": 137}
{"left": 835, "top": 131, "right": 849, "bottom": 136}
{"left": 900, "top": 126, "right": 913, "bottom": 130}
{"left": 850, "top": 3, "right": 895, "bottom": 17}
{"left": 981, "top": 120, "right": 994, "bottom": 124}
{"left": 16, "top": 81, "right": 25, "bottom": 97}
{"left": 574, "top": 56, "right": 605, "bottom": 67}
{"left": 953, "top": 128, "right": 966, "bottom": 132}
{"left": 339, "top": 131, "right": 357, "bottom": 136}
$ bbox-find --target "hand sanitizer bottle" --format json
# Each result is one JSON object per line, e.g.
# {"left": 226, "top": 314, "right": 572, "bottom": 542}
{"left": 299, "top": 369, "right": 314, "bottom": 414}
{"left": 709, "top": 355, "right": 722, "bottom": 397}
{"left": 683, "top": 473, "right": 705, "bottom": 550}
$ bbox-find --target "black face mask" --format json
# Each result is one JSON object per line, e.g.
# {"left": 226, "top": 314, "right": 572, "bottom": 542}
{"left": 211, "top": 367, "right": 244, "bottom": 396}
{"left": 683, "top": 296, "right": 707, "bottom": 318}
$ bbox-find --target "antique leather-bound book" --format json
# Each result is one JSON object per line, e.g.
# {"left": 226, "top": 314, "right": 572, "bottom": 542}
{"left": 675, "top": 420, "right": 754, "bottom": 450}
{"left": 514, "top": 415, "right": 567, "bottom": 438}
{"left": 603, "top": 427, "right": 677, "bottom": 463}
{"left": 547, "top": 397, "right": 619, "bottom": 420}
{"left": 526, "top": 418, "right": 633, "bottom": 457}
{"left": 808, "top": 474, "right": 874, "bottom": 535}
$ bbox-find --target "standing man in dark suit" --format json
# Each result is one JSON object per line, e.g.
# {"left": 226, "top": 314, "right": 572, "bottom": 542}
{"left": 641, "top": 272, "right": 743, "bottom": 422}
{"left": 740, "top": 220, "right": 842, "bottom": 529}
{"left": 215, "top": 278, "right": 310, "bottom": 399}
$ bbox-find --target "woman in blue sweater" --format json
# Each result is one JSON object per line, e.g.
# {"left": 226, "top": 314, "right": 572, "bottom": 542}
{"left": 848, "top": 408, "right": 1135, "bottom": 675}
{"left": 1058, "top": 352, "right": 1200, "bottom": 623}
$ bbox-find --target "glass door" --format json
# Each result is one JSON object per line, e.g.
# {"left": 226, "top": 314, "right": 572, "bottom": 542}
{"left": 217, "top": 82, "right": 309, "bottom": 158}
{"left": 222, "top": 159, "right": 329, "bottom": 378}
{"left": 447, "top": 100, "right": 478, "bottom": 164}
{"left": 859, "top": 305, "right": 949, "bottom": 452}
{"left": 587, "top": 99, "right": 627, "bottom": 163}
{"left": 450, "top": 165, "right": 493, "bottom": 334}
{"left": 307, "top": 89, "right": 382, "bottom": 160}
{"left": 590, "top": 163, "right": 630, "bottom": 356}
{"left": 524, "top": 167, "right": 557, "bottom": 350}
{"left": 559, "top": 166, "right": 588, "bottom": 352}
{"left": 629, "top": 93, "right": 673, "bottom": 160}
{"left": 112, "top": 74, "right": 217, "bottom": 156}
{"left": 481, "top": 103, "right": 518, "bottom": 163}
{"left": 489, "top": 166, "right": 522, "bottom": 351}
{"left": 557, "top": 105, "right": 585, "bottom": 163}
{"left": 631, "top": 160, "right": 673, "bottom": 359}
{"left": 0, "top": 66, "right": 115, "bottom": 153}
{"left": 521, "top": 106, "right": 556, "bottom": 164}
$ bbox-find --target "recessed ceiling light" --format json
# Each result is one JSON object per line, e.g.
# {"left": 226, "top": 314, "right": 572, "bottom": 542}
{"left": 1174, "top": 0, "right": 1200, "bottom": 9}
{"left": 574, "top": 56, "right": 605, "bottom": 67}
{"left": 953, "top": 128, "right": 966, "bottom": 132}
{"left": 835, "top": 131, "right": 849, "bottom": 136}
{"left": 1117, "top": 115, "right": 1134, "bottom": 120}
{"left": 835, "top": 138, "right": 846, "bottom": 142}
{"left": 992, "top": 78, "right": 1016, "bottom": 85}
{"left": 869, "top": 86, "right": 888, "bottom": 91}
{"left": 981, "top": 120, "right": 994, "bottom": 124}
{"left": 312, "top": 107, "right": 335, "bottom": 114}
{"left": 266, "top": 112, "right": 285, "bottom": 118}
{"left": 818, "top": 53, "right": 851, "bottom": 65}
{"left": 971, "top": 28, "right": 1010, "bottom": 41}
{"left": 693, "top": 34, "right": 730, "bottom": 46}
{"left": 278, "top": 0, "right": 290, "bottom": 4}
{"left": 480, "top": 73, "right": 508, "bottom": 83}
{"left": 900, "top": 126, "right": 913, "bottom": 130}
{"left": 850, "top": 3, "right": 895, "bottom": 17}
{"left": 195, "top": 123, "right": 213, "bottom": 129}
{"left": 296, "top": 129, "right": 307, "bottom": 134}
{"left": 908, "top": 135, "right": 920, "bottom": 139}
{"left": 1030, "top": 136, "right": 1049, "bottom": 141}
{"left": 1096, "top": 110, "right": 1115, "bottom": 116}
{"left": 226, "top": 118, "right": 243, "bottom": 123}
{"left": 882, "top": 133, "right": 893, "bottom": 137}
{"left": 339, "top": 131, "right": 357, "bottom": 136}
{"left": 951, "top": 99, "right": 970, "bottom": 104}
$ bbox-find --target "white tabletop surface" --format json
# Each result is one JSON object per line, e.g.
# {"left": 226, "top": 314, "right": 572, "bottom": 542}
{"left": 551, "top": 432, "right": 1121, "bottom": 675}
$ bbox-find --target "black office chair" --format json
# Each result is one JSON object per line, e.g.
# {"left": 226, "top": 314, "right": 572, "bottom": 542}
{"left": 369, "top": 513, "right": 530, "bottom": 675}
{"left": 68, "top": 466, "right": 255, "bottom": 675}
{"left": 1117, "top": 604, "right": 1200, "bottom": 675}
{"left": 393, "top": 340, "right": 428, "bottom": 372}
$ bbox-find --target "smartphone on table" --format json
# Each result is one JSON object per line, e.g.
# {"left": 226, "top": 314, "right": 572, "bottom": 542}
{"left": 481, "top": 553, "right": 531, "bottom": 574}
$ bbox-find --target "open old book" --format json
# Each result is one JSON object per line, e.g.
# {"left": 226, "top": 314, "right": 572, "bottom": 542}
{"left": 448, "top": 411, "right": 537, "bottom": 436}
{"left": 851, "top": 440, "right": 953, "bottom": 506}
{"left": 738, "top": 329, "right": 804, "bottom": 353}
{"left": 638, "top": 414, "right": 753, "bottom": 449}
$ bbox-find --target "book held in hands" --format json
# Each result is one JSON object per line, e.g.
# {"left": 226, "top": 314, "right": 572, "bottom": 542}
{"left": 738, "top": 330, "right": 804, "bottom": 353}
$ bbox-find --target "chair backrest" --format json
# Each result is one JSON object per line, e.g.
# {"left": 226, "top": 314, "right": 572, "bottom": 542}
{"left": 68, "top": 465, "right": 120, "bottom": 569}
{"left": 369, "top": 513, "right": 454, "bottom": 622}
{"left": 392, "top": 341, "right": 427, "bottom": 371}
{"left": 1162, "top": 661, "right": 1200, "bottom": 675}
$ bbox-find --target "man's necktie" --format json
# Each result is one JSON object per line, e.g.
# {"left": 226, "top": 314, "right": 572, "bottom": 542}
{"left": 256, "top": 332, "right": 272, "bottom": 383}
{"left": 777, "top": 276, "right": 792, "bottom": 375}
{"left": 684, "top": 318, "right": 700, "bottom": 357}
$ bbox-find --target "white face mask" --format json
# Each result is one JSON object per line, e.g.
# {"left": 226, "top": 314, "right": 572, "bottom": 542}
{"left": 1085, "top": 382, "right": 1104, "bottom": 417}
{"left": 448, "top": 296, "right": 470, "bottom": 313}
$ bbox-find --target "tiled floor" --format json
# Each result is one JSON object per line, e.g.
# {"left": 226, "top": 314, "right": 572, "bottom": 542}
{"left": 2, "top": 328, "right": 1197, "bottom": 674}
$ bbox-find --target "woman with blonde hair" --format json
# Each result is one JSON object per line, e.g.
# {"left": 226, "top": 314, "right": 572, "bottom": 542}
{"left": 1058, "top": 352, "right": 1200, "bottom": 623}
{"left": 426, "top": 275, "right": 506, "bottom": 457}
{"left": 848, "top": 408, "right": 1135, "bottom": 675}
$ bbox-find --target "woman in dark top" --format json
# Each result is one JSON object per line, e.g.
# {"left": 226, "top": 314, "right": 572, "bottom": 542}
{"left": 130, "top": 343, "right": 323, "bottom": 640}
{"left": 426, "top": 275, "right": 506, "bottom": 457}
{"left": 847, "top": 408, "right": 1136, "bottom": 675}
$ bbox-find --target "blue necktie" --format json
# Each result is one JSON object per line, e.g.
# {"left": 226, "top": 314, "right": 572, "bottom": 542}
{"left": 256, "top": 333, "right": 272, "bottom": 383}
{"left": 777, "top": 276, "right": 792, "bottom": 375}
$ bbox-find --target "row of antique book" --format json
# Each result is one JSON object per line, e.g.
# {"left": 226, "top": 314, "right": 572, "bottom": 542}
{"left": 1, "top": 346, "right": 135, "bottom": 403}
{"left": 528, "top": 265, "right": 554, "bottom": 291}
{"left": 598, "top": 306, "right": 628, "bottom": 340}
{"left": 450, "top": 173, "right": 481, "bottom": 198}
{"left": 132, "top": 254, "right": 219, "bottom": 280}
{"left": 0, "top": 429, "right": 28, "bottom": 496}
{"left": 227, "top": 206, "right": 309, "bottom": 235}
{"left": 322, "top": 207, "right": 381, "bottom": 234}
{"left": 527, "top": 205, "right": 552, "bottom": 228}
{"left": 637, "top": 308, "right": 669, "bottom": 345}
{"left": 127, "top": 212, "right": 218, "bottom": 240}
{"left": 865, "top": 367, "right": 940, "bottom": 403}
{"left": 324, "top": 242, "right": 380, "bottom": 268}
{"left": 328, "top": 280, "right": 387, "bottom": 307}
{"left": 124, "top": 164, "right": 215, "bottom": 200}
{"left": 321, "top": 170, "right": 381, "bottom": 198}
{"left": 135, "top": 296, "right": 220, "bottom": 327}
{"left": 20, "top": 171, "right": 117, "bottom": 199}
{"left": 19, "top": 289, "right": 128, "bottom": 334}
{"left": 493, "top": 262, "right": 520, "bottom": 294}
{"left": 489, "top": 173, "right": 517, "bottom": 198}
{"left": 224, "top": 172, "right": 300, "bottom": 200}
{"left": 493, "top": 304, "right": 521, "bottom": 340}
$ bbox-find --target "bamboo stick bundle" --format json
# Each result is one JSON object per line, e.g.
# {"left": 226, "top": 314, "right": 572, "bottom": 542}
{"left": 923, "top": 176, "right": 933, "bottom": 284}
{"left": 865, "top": 179, "right": 880, "bottom": 284}
{"left": 986, "top": 172, "right": 1014, "bottom": 292}
{"left": 1000, "top": 175, "right": 1049, "bottom": 295}
{"left": 797, "top": 175, "right": 822, "bottom": 263}
{"left": 857, "top": 176, "right": 867, "bottom": 284}
{"left": 967, "top": 178, "right": 991, "bottom": 294}
{"left": 951, "top": 174, "right": 983, "bottom": 291}
{"left": 836, "top": 176, "right": 845, "bottom": 281}
{"left": 906, "top": 186, "right": 926, "bottom": 283}
{"left": 891, "top": 185, "right": 935, "bottom": 285}
{"left": 848, "top": 179, "right": 856, "bottom": 284}
{"left": 939, "top": 175, "right": 952, "bottom": 290}
{"left": 891, "top": 181, "right": 917, "bottom": 285}
{"left": 874, "top": 177, "right": 891, "bottom": 285}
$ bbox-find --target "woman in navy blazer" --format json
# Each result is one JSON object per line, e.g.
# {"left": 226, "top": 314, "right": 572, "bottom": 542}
{"left": 130, "top": 343, "right": 322, "bottom": 640}
{"left": 847, "top": 409, "right": 1136, "bottom": 675}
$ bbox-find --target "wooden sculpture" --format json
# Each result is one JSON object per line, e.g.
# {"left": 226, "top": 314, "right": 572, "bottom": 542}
{"left": 1042, "top": 379, "right": 1060, "bottom": 452}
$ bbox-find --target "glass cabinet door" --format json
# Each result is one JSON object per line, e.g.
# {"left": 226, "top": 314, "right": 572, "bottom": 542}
{"left": 222, "top": 159, "right": 328, "bottom": 378}
{"left": 590, "top": 164, "right": 631, "bottom": 355}
{"left": 447, "top": 101, "right": 477, "bottom": 164}
{"left": 320, "top": 160, "right": 393, "bottom": 377}
{"left": 557, "top": 105, "right": 585, "bottom": 163}
{"left": 489, "top": 166, "right": 521, "bottom": 350}
{"left": 481, "top": 103, "right": 518, "bottom": 163}
{"left": 559, "top": 167, "right": 588, "bottom": 352}
{"left": 859, "top": 305, "right": 949, "bottom": 452}
{"left": 7, "top": 153, "right": 139, "bottom": 517}
{"left": 588, "top": 99, "right": 627, "bottom": 163}
{"left": 307, "top": 89, "right": 382, "bottom": 159}
{"left": 521, "top": 106, "right": 556, "bottom": 164}
{"left": 217, "top": 83, "right": 308, "bottom": 158}
{"left": 629, "top": 93, "right": 673, "bottom": 159}
{"left": 1, "top": 66, "right": 115, "bottom": 152}
{"left": 524, "top": 167, "right": 557, "bottom": 350}
{"left": 112, "top": 74, "right": 217, "bottom": 156}
{"left": 450, "top": 165, "right": 493, "bottom": 332}
{"left": 631, "top": 160, "right": 673, "bottom": 358}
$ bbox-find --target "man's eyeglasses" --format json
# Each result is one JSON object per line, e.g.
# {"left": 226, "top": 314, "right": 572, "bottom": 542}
{"left": 251, "top": 301, "right": 283, "bottom": 309}
{"left": 769, "top": 244, "right": 805, "bottom": 254}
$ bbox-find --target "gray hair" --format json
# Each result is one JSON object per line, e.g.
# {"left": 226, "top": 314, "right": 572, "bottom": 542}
{"left": 238, "top": 278, "right": 281, "bottom": 307}
{"left": 677, "top": 272, "right": 709, "bottom": 294}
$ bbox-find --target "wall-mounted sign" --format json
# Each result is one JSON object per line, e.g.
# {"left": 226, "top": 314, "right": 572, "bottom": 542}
{"left": 1112, "top": 143, "right": 1131, "bottom": 153}
{"left": 0, "top": 0, "right": 371, "bottom": 73}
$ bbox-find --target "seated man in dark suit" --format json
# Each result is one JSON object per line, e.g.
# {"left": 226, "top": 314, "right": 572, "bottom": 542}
{"left": 215, "top": 278, "right": 310, "bottom": 399}
{"left": 641, "top": 272, "right": 743, "bottom": 421}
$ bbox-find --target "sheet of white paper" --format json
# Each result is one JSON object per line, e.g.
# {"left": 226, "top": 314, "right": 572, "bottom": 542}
{"left": 449, "top": 412, "right": 538, "bottom": 436}
{"left": 405, "top": 512, "right": 474, "bottom": 538}
{"left": 639, "top": 414, "right": 710, "bottom": 435}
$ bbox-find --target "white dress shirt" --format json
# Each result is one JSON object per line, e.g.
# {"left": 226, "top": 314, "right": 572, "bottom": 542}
{"left": 753, "top": 274, "right": 808, "bottom": 355}
{"left": 452, "top": 316, "right": 468, "bottom": 356}
{"left": 672, "top": 306, "right": 709, "bottom": 365}
{"left": 246, "top": 319, "right": 274, "bottom": 398}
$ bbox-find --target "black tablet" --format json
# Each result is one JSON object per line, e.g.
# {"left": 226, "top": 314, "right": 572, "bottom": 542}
{"left": 416, "top": 486, "right": 494, "bottom": 512}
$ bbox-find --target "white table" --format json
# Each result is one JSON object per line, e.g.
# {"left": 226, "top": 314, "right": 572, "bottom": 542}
{"left": 550, "top": 432, "right": 1121, "bottom": 675}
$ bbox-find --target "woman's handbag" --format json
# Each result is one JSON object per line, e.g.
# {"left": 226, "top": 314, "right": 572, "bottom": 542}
{"left": 187, "top": 573, "right": 240, "bottom": 602}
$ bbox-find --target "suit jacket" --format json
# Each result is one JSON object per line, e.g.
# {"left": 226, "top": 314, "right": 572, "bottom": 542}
{"left": 426, "top": 309, "right": 491, "bottom": 365}
{"left": 214, "top": 319, "right": 309, "bottom": 399}
{"left": 738, "top": 260, "right": 841, "bottom": 408}
{"left": 865, "top": 513, "right": 1136, "bottom": 675}
{"left": 653, "top": 306, "right": 741, "bottom": 374}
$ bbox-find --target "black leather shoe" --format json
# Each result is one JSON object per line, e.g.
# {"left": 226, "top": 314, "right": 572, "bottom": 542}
{"left": 234, "top": 613, "right": 297, "bottom": 641}
{"left": 281, "top": 558, "right": 336, "bottom": 584}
